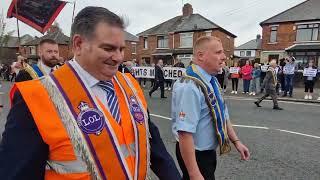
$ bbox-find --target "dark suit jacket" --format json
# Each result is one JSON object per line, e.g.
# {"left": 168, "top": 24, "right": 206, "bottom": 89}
{"left": 15, "top": 69, "right": 33, "bottom": 82}
{"left": 0, "top": 91, "right": 181, "bottom": 180}
{"left": 155, "top": 65, "right": 165, "bottom": 82}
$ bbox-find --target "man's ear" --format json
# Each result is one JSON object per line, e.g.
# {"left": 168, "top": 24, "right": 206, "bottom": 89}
{"left": 72, "top": 34, "right": 83, "bottom": 56}
{"left": 197, "top": 50, "right": 205, "bottom": 63}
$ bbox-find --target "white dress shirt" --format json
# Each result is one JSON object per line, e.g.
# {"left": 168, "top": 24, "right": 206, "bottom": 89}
{"left": 69, "top": 59, "right": 111, "bottom": 109}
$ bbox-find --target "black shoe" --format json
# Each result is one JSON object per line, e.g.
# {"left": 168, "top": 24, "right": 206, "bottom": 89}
{"left": 161, "top": 96, "right": 167, "bottom": 99}
{"left": 289, "top": 94, "right": 293, "bottom": 98}
{"left": 273, "top": 106, "right": 283, "bottom": 110}
{"left": 149, "top": 92, "right": 152, "bottom": 97}
{"left": 282, "top": 94, "right": 287, "bottom": 97}
{"left": 254, "top": 102, "right": 262, "bottom": 107}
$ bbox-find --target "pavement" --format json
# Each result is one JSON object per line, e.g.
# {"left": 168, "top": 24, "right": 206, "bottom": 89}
{"left": 1, "top": 80, "right": 320, "bottom": 179}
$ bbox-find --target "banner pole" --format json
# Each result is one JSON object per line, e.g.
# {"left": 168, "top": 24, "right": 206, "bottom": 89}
{"left": 14, "top": 0, "right": 21, "bottom": 54}
{"left": 67, "top": 0, "right": 76, "bottom": 60}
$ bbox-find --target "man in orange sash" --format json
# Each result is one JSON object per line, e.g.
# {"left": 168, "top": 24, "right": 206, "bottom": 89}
{"left": 0, "top": 7, "right": 180, "bottom": 180}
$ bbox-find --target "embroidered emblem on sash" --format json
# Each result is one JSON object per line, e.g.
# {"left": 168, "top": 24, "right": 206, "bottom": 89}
{"left": 129, "top": 96, "right": 144, "bottom": 124}
{"left": 77, "top": 102, "right": 105, "bottom": 135}
{"left": 208, "top": 92, "right": 217, "bottom": 106}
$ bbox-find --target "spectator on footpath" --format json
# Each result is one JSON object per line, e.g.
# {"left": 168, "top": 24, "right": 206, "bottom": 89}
{"left": 222, "top": 62, "right": 230, "bottom": 93}
{"left": 283, "top": 56, "right": 297, "bottom": 97}
{"left": 174, "top": 59, "right": 185, "bottom": 68}
{"left": 165, "top": 64, "right": 173, "bottom": 91}
{"left": 172, "top": 36, "right": 250, "bottom": 180}
{"left": 254, "top": 59, "right": 283, "bottom": 110}
{"left": 303, "top": 60, "right": 317, "bottom": 100}
{"left": 230, "top": 61, "right": 240, "bottom": 94}
{"left": 216, "top": 66, "right": 226, "bottom": 89}
{"left": 278, "top": 59, "right": 286, "bottom": 94}
{"left": 138, "top": 60, "right": 147, "bottom": 87}
{"left": 10, "top": 55, "right": 25, "bottom": 82}
{"left": 260, "top": 62, "right": 268, "bottom": 93}
{"left": 249, "top": 63, "right": 261, "bottom": 96}
{"left": 150, "top": 63, "right": 155, "bottom": 88}
{"left": 241, "top": 60, "right": 253, "bottom": 94}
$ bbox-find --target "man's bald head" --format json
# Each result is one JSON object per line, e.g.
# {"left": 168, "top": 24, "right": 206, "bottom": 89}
{"left": 192, "top": 36, "right": 226, "bottom": 75}
{"left": 193, "top": 36, "right": 222, "bottom": 56}
{"left": 270, "top": 59, "right": 277, "bottom": 68}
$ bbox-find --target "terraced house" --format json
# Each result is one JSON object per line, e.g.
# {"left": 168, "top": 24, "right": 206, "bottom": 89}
{"left": 137, "top": 3, "right": 236, "bottom": 66}
{"left": 260, "top": 0, "right": 320, "bottom": 69}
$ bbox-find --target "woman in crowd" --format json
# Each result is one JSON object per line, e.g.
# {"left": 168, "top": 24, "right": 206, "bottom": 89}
{"left": 303, "top": 60, "right": 317, "bottom": 100}
{"left": 241, "top": 60, "right": 253, "bottom": 94}
{"left": 230, "top": 61, "right": 240, "bottom": 94}
{"left": 249, "top": 63, "right": 261, "bottom": 96}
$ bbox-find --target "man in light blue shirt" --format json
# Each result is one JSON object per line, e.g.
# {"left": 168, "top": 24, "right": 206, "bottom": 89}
{"left": 172, "top": 36, "right": 250, "bottom": 180}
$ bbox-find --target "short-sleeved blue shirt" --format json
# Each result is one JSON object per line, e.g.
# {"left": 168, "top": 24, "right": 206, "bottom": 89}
{"left": 171, "top": 65, "right": 230, "bottom": 151}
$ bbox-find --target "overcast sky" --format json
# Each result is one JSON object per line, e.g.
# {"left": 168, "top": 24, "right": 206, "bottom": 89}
{"left": 2, "top": 0, "right": 305, "bottom": 46}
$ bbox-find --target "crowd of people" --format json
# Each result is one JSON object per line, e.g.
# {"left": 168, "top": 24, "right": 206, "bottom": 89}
{"left": 217, "top": 58, "right": 320, "bottom": 101}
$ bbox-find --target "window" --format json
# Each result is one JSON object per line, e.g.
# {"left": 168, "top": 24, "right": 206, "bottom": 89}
{"left": 157, "top": 36, "right": 169, "bottom": 48}
{"left": 131, "top": 42, "right": 137, "bottom": 54}
{"left": 240, "top": 51, "right": 245, "bottom": 57}
{"left": 246, "top": 51, "right": 252, "bottom": 57}
{"left": 180, "top": 32, "right": 193, "bottom": 47}
{"left": 270, "top": 26, "right": 278, "bottom": 43}
{"left": 296, "top": 24, "right": 319, "bottom": 42}
{"left": 205, "top": 31, "right": 212, "bottom": 37}
{"left": 143, "top": 37, "right": 148, "bottom": 49}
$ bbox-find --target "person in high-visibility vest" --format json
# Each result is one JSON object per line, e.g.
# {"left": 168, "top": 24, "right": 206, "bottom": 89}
{"left": 0, "top": 7, "right": 180, "bottom": 180}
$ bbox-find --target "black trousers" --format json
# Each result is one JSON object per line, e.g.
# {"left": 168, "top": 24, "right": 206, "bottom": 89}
{"left": 176, "top": 142, "right": 217, "bottom": 180}
{"left": 305, "top": 80, "right": 315, "bottom": 93}
{"left": 231, "top": 78, "right": 239, "bottom": 91}
{"left": 149, "top": 80, "right": 165, "bottom": 97}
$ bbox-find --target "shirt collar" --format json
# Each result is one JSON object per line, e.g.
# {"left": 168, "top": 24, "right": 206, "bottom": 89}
{"left": 69, "top": 59, "right": 99, "bottom": 88}
{"left": 38, "top": 60, "right": 52, "bottom": 75}
{"left": 194, "top": 64, "right": 213, "bottom": 83}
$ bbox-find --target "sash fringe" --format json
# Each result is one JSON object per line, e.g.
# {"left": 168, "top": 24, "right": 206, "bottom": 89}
{"left": 41, "top": 77, "right": 102, "bottom": 180}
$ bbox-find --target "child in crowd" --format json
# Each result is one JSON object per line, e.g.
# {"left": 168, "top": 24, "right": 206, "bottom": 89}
{"left": 230, "top": 62, "right": 240, "bottom": 94}
{"left": 250, "top": 63, "right": 261, "bottom": 96}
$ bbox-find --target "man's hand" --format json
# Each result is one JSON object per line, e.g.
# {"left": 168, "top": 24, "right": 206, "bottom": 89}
{"left": 234, "top": 141, "right": 250, "bottom": 160}
{"left": 189, "top": 173, "right": 204, "bottom": 180}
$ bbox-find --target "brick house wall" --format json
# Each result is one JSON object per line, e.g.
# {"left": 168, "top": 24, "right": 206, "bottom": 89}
{"left": 137, "top": 30, "right": 235, "bottom": 63}
{"left": 261, "top": 22, "right": 296, "bottom": 51}
{"left": 124, "top": 41, "right": 137, "bottom": 61}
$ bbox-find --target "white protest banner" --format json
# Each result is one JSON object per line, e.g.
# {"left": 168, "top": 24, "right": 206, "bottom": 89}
{"left": 303, "top": 68, "right": 317, "bottom": 77}
{"left": 132, "top": 67, "right": 186, "bottom": 80}
{"left": 229, "top": 67, "right": 239, "bottom": 74}
{"left": 284, "top": 66, "right": 295, "bottom": 74}
{"left": 163, "top": 67, "right": 186, "bottom": 80}
{"left": 261, "top": 65, "right": 269, "bottom": 72}
{"left": 132, "top": 67, "right": 155, "bottom": 79}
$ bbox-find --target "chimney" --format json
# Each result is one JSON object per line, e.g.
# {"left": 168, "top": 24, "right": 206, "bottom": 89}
{"left": 256, "top": 34, "right": 261, "bottom": 40}
{"left": 182, "top": 3, "right": 193, "bottom": 16}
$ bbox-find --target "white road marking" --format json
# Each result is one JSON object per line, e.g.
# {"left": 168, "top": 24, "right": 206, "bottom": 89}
{"left": 150, "top": 114, "right": 320, "bottom": 139}
{"left": 276, "top": 129, "right": 320, "bottom": 139}
{"left": 232, "top": 125, "right": 269, "bottom": 130}
{"left": 224, "top": 96, "right": 320, "bottom": 107}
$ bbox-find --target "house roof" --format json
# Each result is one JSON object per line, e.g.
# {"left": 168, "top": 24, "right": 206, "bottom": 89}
{"left": 285, "top": 43, "right": 320, "bottom": 52}
{"left": 260, "top": 0, "right": 320, "bottom": 25}
{"left": 235, "top": 38, "right": 262, "bottom": 50}
{"left": 125, "top": 31, "right": 139, "bottom": 42}
{"left": 23, "top": 30, "right": 138, "bottom": 46}
{"left": 3, "top": 34, "right": 33, "bottom": 48}
{"left": 22, "top": 31, "right": 70, "bottom": 46}
{"left": 137, "top": 13, "right": 236, "bottom": 37}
